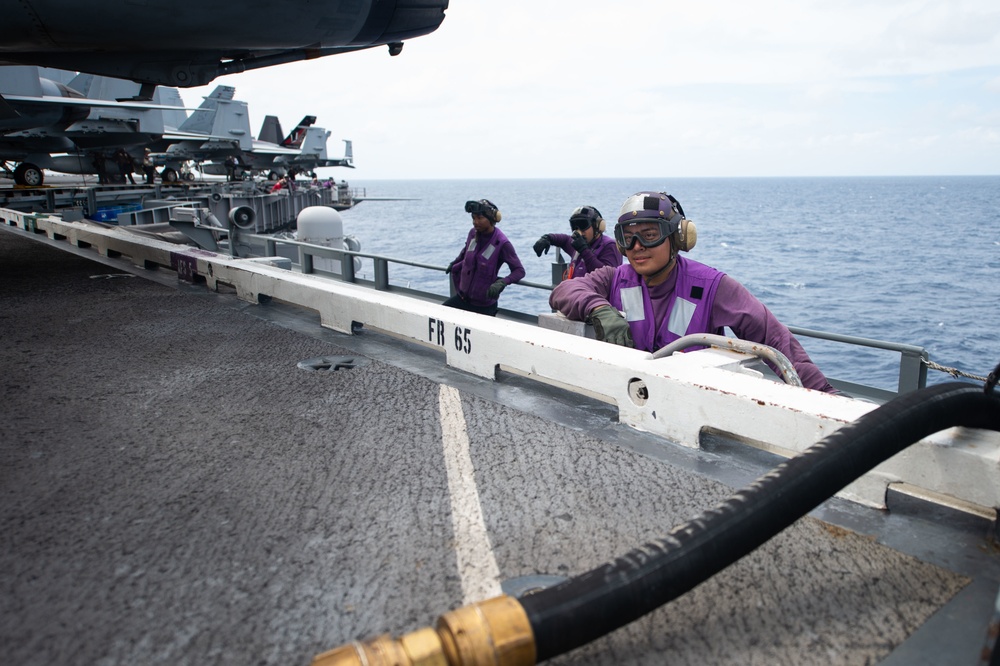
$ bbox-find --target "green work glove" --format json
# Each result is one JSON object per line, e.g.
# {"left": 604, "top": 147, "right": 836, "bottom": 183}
{"left": 533, "top": 235, "right": 552, "bottom": 257}
{"left": 487, "top": 279, "right": 507, "bottom": 300}
{"left": 589, "top": 306, "right": 634, "bottom": 348}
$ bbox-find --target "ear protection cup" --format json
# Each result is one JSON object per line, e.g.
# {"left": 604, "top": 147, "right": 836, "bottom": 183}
{"left": 595, "top": 217, "right": 606, "bottom": 234}
{"left": 662, "top": 194, "right": 692, "bottom": 251}
{"left": 676, "top": 218, "right": 697, "bottom": 252}
{"left": 484, "top": 199, "right": 501, "bottom": 224}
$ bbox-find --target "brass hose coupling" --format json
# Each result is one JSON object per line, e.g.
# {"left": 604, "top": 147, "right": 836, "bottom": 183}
{"left": 311, "top": 595, "right": 536, "bottom": 666}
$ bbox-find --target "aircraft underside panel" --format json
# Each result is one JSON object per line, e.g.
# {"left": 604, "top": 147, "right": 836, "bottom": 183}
{"left": 0, "top": 0, "right": 450, "bottom": 87}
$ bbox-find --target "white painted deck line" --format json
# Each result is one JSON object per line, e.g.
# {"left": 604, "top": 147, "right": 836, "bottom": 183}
{"left": 438, "top": 384, "right": 503, "bottom": 604}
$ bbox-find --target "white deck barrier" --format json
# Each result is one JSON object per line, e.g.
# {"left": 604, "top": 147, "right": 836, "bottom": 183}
{"left": 4, "top": 208, "right": 998, "bottom": 515}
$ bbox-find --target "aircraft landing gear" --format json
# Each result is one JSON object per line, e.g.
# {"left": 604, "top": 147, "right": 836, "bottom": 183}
{"left": 161, "top": 167, "right": 178, "bottom": 183}
{"left": 14, "top": 162, "right": 44, "bottom": 187}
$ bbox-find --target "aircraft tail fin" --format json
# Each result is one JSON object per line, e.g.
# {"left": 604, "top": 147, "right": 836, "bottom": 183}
{"left": 206, "top": 99, "right": 253, "bottom": 150}
{"left": 298, "top": 126, "right": 331, "bottom": 158}
{"left": 155, "top": 87, "right": 188, "bottom": 130}
{"left": 258, "top": 115, "right": 284, "bottom": 144}
{"left": 343, "top": 140, "right": 353, "bottom": 165}
{"left": 280, "top": 115, "right": 317, "bottom": 147}
{"left": 66, "top": 72, "right": 95, "bottom": 97}
{"left": 178, "top": 85, "right": 236, "bottom": 134}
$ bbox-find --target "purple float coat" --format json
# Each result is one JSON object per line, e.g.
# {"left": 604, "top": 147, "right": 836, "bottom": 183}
{"left": 546, "top": 232, "right": 622, "bottom": 278}
{"left": 549, "top": 257, "right": 836, "bottom": 393}
{"left": 450, "top": 226, "right": 525, "bottom": 307}
{"left": 610, "top": 257, "right": 724, "bottom": 350}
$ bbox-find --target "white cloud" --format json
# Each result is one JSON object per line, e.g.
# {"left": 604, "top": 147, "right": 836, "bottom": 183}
{"left": 179, "top": 0, "right": 1000, "bottom": 178}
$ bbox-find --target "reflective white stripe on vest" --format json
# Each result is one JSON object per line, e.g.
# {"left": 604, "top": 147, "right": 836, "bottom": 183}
{"left": 668, "top": 297, "right": 697, "bottom": 338}
{"left": 467, "top": 238, "right": 477, "bottom": 252}
{"left": 481, "top": 243, "right": 496, "bottom": 260}
{"left": 620, "top": 286, "right": 645, "bottom": 322}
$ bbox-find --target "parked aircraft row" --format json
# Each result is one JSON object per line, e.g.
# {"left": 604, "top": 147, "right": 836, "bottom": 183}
{"left": 0, "top": 66, "right": 353, "bottom": 186}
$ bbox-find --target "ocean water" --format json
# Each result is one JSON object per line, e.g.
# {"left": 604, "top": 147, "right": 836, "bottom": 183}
{"left": 336, "top": 176, "right": 1000, "bottom": 392}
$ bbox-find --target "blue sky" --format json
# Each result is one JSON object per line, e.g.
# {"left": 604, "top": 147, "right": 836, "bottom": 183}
{"left": 183, "top": 0, "right": 1000, "bottom": 180}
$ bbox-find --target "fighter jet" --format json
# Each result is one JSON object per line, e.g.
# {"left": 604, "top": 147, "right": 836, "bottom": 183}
{"left": 0, "top": 0, "right": 450, "bottom": 89}
{"left": 268, "top": 126, "right": 354, "bottom": 178}
{"left": 148, "top": 85, "right": 256, "bottom": 182}
{"left": 197, "top": 115, "right": 354, "bottom": 180}
{"left": 141, "top": 88, "right": 349, "bottom": 182}
{"left": 2, "top": 66, "right": 354, "bottom": 186}
{"left": 0, "top": 66, "right": 191, "bottom": 185}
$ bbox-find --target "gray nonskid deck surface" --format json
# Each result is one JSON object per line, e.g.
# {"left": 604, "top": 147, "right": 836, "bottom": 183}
{"left": 0, "top": 231, "right": 978, "bottom": 665}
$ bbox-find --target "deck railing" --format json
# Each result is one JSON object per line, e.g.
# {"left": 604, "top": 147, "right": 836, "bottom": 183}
{"left": 249, "top": 233, "right": 929, "bottom": 399}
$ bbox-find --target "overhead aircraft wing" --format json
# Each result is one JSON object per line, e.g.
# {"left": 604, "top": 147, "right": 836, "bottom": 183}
{"left": 0, "top": 0, "right": 450, "bottom": 88}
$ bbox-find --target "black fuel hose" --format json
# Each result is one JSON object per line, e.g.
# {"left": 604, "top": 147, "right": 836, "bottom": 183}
{"left": 519, "top": 381, "right": 1000, "bottom": 662}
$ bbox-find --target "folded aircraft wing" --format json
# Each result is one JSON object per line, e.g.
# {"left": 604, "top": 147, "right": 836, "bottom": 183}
{"left": 247, "top": 140, "right": 301, "bottom": 156}
{"left": 1, "top": 94, "right": 191, "bottom": 112}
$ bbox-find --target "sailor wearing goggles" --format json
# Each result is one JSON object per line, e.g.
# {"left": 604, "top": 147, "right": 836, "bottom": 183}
{"left": 443, "top": 199, "right": 526, "bottom": 316}
{"left": 531, "top": 206, "right": 622, "bottom": 280}
{"left": 549, "top": 191, "right": 836, "bottom": 393}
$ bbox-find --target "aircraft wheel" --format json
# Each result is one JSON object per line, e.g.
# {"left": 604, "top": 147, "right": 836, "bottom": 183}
{"left": 267, "top": 171, "right": 278, "bottom": 181}
{"left": 161, "top": 167, "right": 178, "bottom": 183}
{"left": 184, "top": 172, "right": 195, "bottom": 181}
{"left": 14, "top": 163, "right": 44, "bottom": 187}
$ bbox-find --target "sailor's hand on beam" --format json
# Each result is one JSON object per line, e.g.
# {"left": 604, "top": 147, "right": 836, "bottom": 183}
{"left": 588, "top": 306, "right": 634, "bottom": 348}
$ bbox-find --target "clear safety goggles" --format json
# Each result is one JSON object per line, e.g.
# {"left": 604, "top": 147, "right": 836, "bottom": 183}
{"left": 614, "top": 221, "right": 672, "bottom": 251}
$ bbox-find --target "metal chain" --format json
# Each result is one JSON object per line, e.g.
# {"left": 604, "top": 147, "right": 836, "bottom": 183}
{"left": 923, "top": 359, "right": 989, "bottom": 383}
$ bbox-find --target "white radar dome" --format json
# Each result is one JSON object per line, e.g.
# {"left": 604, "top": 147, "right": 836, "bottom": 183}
{"left": 297, "top": 206, "right": 344, "bottom": 243}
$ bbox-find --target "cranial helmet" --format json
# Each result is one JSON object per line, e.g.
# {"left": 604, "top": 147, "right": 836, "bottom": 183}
{"left": 615, "top": 191, "right": 696, "bottom": 252}
{"left": 465, "top": 199, "right": 502, "bottom": 224}
{"left": 569, "top": 205, "right": 606, "bottom": 234}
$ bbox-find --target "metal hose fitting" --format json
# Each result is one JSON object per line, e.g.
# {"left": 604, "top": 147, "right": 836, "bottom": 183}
{"left": 312, "top": 595, "right": 536, "bottom": 666}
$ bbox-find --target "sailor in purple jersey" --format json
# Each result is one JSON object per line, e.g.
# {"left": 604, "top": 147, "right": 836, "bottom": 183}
{"left": 443, "top": 199, "right": 526, "bottom": 317}
{"left": 532, "top": 205, "right": 623, "bottom": 280}
{"left": 550, "top": 191, "right": 837, "bottom": 393}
